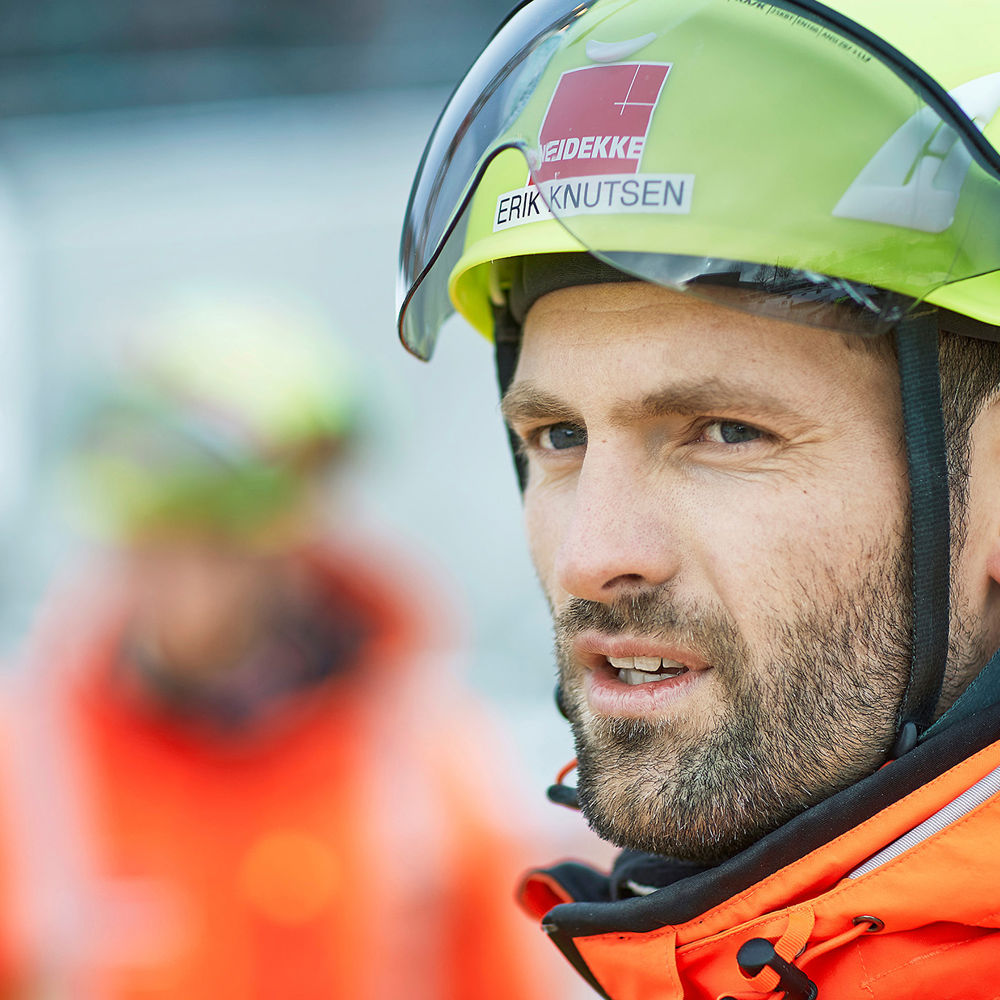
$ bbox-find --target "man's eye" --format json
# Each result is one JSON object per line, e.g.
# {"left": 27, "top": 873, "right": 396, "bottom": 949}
{"left": 702, "top": 420, "right": 763, "bottom": 445}
{"left": 539, "top": 423, "right": 587, "bottom": 451}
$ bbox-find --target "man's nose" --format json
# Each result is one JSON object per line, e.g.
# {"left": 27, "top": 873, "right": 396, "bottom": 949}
{"left": 552, "top": 448, "right": 680, "bottom": 604}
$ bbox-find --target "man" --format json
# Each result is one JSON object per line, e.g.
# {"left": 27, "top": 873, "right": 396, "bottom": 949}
{"left": 397, "top": 0, "right": 1000, "bottom": 995}
{"left": 0, "top": 296, "right": 566, "bottom": 999}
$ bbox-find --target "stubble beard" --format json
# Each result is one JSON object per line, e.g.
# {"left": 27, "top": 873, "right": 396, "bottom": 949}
{"left": 554, "top": 539, "right": 917, "bottom": 866}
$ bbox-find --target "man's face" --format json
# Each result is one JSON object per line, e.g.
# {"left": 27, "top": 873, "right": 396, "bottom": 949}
{"left": 503, "top": 281, "right": 915, "bottom": 863}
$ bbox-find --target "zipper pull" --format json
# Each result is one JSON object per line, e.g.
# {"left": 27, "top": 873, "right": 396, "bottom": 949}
{"left": 735, "top": 938, "right": 818, "bottom": 1000}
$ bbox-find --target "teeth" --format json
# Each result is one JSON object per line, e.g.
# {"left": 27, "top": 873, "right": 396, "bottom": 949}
{"left": 618, "top": 669, "right": 664, "bottom": 685}
{"left": 633, "top": 656, "right": 664, "bottom": 672}
{"left": 609, "top": 656, "right": 662, "bottom": 673}
{"left": 615, "top": 665, "right": 690, "bottom": 685}
{"left": 608, "top": 655, "right": 690, "bottom": 680}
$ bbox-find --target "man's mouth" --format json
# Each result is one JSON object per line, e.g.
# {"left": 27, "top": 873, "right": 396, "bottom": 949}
{"left": 566, "top": 635, "right": 709, "bottom": 718}
{"left": 608, "top": 656, "right": 690, "bottom": 686}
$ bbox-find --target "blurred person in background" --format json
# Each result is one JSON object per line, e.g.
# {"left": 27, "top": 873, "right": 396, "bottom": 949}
{"left": 0, "top": 293, "right": 563, "bottom": 999}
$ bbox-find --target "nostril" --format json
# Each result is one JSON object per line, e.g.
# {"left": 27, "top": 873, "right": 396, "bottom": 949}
{"left": 601, "top": 573, "right": 647, "bottom": 590}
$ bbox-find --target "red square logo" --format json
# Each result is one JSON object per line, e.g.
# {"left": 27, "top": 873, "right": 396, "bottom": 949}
{"left": 534, "top": 63, "right": 671, "bottom": 182}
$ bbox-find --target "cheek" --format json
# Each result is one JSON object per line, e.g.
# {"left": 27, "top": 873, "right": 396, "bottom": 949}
{"left": 689, "top": 473, "right": 906, "bottom": 641}
{"left": 524, "top": 486, "right": 565, "bottom": 602}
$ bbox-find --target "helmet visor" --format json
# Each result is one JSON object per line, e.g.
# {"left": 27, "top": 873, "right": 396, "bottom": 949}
{"left": 398, "top": 0, "right": 1000, "bottom": 359}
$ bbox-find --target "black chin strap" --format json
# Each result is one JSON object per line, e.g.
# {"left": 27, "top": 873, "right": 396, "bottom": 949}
{"left": 494, "top": 301, "right": 528, "bottom": 491}
{"left": 891, "top": 311, "right": 951, "bottom": 756}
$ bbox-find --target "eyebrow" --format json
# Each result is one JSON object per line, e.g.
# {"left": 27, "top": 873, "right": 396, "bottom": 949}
{"left": 502, "top": 376, "right": 802, "bottom": 429}
{"left": 610, "top": 377, "right": 800, "bottom": 426}
{"left": 501, "top": 384, "right": 579, "bottom": 427}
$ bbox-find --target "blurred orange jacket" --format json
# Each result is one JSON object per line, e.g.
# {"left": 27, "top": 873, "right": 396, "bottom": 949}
{"left": 0, "top": 545, "right": 561, "bottom": 1000}
{"left": 520, "top": 709, "right": 1000, "bottom": 999}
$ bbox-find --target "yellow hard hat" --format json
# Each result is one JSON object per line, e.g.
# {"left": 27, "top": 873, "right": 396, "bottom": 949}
{"left": 398, "top": 0, "right": 1000, "bottom": 360}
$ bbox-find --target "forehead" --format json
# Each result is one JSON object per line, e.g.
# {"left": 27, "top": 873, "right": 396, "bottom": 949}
{"left": 514, "top": 281, "right": 890, "bottom": 410}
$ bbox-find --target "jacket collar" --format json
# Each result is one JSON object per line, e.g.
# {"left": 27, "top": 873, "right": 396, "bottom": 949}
{"left": 524, "top": 702, "right": 1000, "bottom": 994}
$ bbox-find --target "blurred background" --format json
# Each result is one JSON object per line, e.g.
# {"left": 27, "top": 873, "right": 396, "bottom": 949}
{"left": 0, "top": 3, "right": 604, "bottom": 994}
{"left": 0, "top": 0, "right": 574, "bottom": 775}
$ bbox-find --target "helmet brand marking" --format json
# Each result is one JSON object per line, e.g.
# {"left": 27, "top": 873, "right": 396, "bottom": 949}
{"left": 540, "top": 135, "right": 645, "bottom": 165}
{"left": 495, "top": 59, "right": 689, "bottom": 231}
{"left": 534, "top": 63, "right": 672, "bottom": 182}
{"left": 834, "top": 72, "right": 1000, "bottom": 233}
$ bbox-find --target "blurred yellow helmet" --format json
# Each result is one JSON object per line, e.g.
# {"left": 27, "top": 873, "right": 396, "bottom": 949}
{"left": 72, "top": 292, "right": 361, "bottom": 542}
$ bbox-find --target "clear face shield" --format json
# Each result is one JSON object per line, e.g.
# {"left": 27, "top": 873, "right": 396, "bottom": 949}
{"left": 397, "top": 0, "right": 1000, "bottom": 360}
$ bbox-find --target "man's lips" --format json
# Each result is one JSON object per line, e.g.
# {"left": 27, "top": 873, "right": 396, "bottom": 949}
{"left": 572, "top": 632, "right": 710, "bottom": 674}
{"left": 570, "top": 631, "right": 711, "bottom": 717}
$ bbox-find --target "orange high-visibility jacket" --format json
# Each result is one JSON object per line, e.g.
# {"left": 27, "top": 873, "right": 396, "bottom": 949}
{"left": 0, "top": 544, "right": 565, "bottom": 1000}
{"left": 521, "top": 706, "right": 1000, "bottom": 999}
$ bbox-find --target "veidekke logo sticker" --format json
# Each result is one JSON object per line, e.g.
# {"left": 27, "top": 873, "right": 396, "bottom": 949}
{"left": 535, "top": 63, "right": 672, "bottom": 182}
{"left": 493, "top": 61, "right": 694, "bottom": 232}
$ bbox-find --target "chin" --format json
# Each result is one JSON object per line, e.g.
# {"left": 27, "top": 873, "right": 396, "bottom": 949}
{"left": 570, "top": 715, "right": 842, "bottom": 865}
{"left": 576, "top": 770, "right": 759, "bottom": 865}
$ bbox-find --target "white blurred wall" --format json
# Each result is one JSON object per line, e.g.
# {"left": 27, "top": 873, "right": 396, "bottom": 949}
{"left": 0, "top": 89, "right": 579, "bottom": 797}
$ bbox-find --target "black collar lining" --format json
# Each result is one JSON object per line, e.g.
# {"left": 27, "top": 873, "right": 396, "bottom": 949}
{"left": 544, "top": 702, "right": 1000, "bottom": 938}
